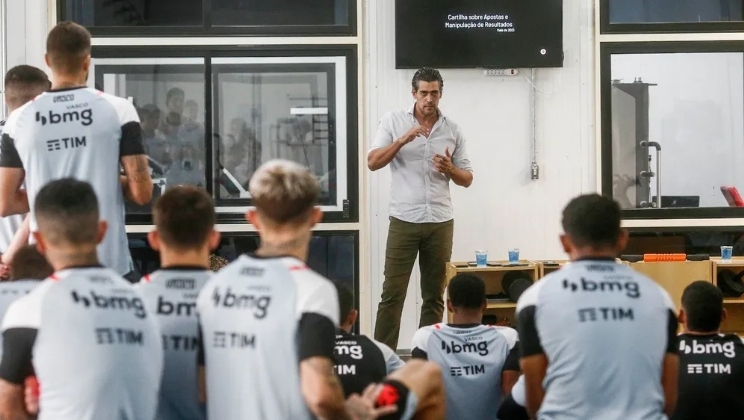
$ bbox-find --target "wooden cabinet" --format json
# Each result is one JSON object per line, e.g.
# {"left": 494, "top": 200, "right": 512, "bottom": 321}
{"left": 711, "top": 258, "right": 744, "bottom": 335}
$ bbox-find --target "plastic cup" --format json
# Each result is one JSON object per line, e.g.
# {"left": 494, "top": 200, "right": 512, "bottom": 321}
{"left": 475, "top": 250, "right": 488, "bottom": 267}
{"left": 721, "top": 245, "right": 733, "bottom": 262}
{"left": 508, "top": 248, "right": 520, "bottom": 264}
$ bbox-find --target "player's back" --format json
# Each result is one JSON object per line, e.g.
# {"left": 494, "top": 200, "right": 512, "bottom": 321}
{"left": 197, "top": 254, "right": 338, "bottom": 420}
{"left": 135, "top": 268, "right": 211, "bottom": 420}
{"left": 672, "top": 333, "right": 744, "bottom": 420}
{"left": 1, "top": 88, "right": 140, "bottom": 274}
{"left": 0, "top": 279, "right": 39, "bottom": 359}
{"left": 1, "top": 266, "right": 163, "bottom": 420}
{"left": 412, "top": 323, "right": 517, "bottom": 420}
{"left": 517, "top": 259, "right": 676, "bottom": 420}
{"left": 334, "top": 331, "right": 395, "bottom": 397}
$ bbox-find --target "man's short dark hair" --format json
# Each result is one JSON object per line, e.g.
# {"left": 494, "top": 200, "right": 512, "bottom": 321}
{"left": 332, "top": 279, "right": 354, "bottom": 323}
{"left": 154, "top": 186, "right": 215, "bottom": 251}
{"left": 448, "top": 273, "right": 486, "bottom": 310}
{"left": 682, "top": 281, "right": 724, "bottom": 332}
{"left": 46, "top": 22, "right": 91, "bottom": 75}
{"left": 4, "top": 65, "right": 49, "bottom": 110}
{"left": 411, "top": 67, "right": 444, "bottom": 92}
{"left": 35, "top": 178, "right": 99, "bottom": 247}
{"left": 10, "top": 245, "right": 53, "bottom": 281}
{"left": 166, "top": 88, "right": 185, "bottom": 104}
{"left": 249, "top": 160, "right": 319, "bottom": 225}
{"left": 562, "top": 194, "right": 621, "bottom": 249}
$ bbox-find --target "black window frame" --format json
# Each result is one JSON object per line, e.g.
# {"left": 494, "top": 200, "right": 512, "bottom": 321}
{"left": 127, "top": 229, "right": 362, "bottom": 330}
{"left": 58, "top": 0, "right": 357, "bottom": 37}
{"left": 92, "top": 45, "right": 359, "bottom": 225}
{"left": 600, "top": 0, "right": 744, "bottom": 34}
{"left": 600, "top": 41, "right": 744, "bottom": 219}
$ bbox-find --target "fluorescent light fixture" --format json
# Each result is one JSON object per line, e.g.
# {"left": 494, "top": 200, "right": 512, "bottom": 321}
{"left": 290, "top": 107, "right": 328, "bottom": 115}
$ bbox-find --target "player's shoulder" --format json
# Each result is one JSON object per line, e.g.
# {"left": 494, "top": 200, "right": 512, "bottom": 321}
{"left": 516, "top": 275, "right": 549, "bottom": 312}
{"left": 1, "top": 279, "right": 56, "bottom": 330}
{"left": 489, "top": 325, "right": 519, "bottom": 345}
{"left": 412, "top": 324, "right": 438, "bottom": 347}
{"left": 3, "top": 99, "right": 37, "bottom": 130}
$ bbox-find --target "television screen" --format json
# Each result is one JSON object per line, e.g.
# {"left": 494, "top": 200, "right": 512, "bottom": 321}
{"left": 395, "top": 0, "right": 564, "bottom": 69}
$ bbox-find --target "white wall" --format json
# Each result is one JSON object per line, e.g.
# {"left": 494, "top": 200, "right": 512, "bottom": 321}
{"left": 364, "top": 0, "right": 596, "bottom": 348}
{"left": 611, "top": 53, "right": 744, "bottom": 207}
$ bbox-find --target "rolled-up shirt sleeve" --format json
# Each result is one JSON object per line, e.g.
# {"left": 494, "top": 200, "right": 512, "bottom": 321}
{"left": 451, "top": 125, "right": 472, "bottom": 172}
{"left": 369, "top": 114, "right": 394, "bottom": 153}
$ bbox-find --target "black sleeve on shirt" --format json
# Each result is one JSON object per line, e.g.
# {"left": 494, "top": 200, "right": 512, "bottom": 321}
{"left": 517, "top": 305, "right": 544, "bottom": 357}
{"left": 299, "top": 313, "right": 336, "bottom": 362}
{"left": 119, "top": 121, "right": 146, "bottom": 157}
{"left": 0, "top": 328, "right": 36, "bottom": 384}
{"left": 197, "top": 322, "right": 204, "bottom": 366}
{"left": 497, "top": 394, "right": 530, "bottom": 420}
{"left": 666, "top": 309, "right": 679, "bottom": 354}
{"left": 0, "top": 134, "right": 22, "bottom": 168}
{"left": 411, "top": 347, "right": 428, "bottom": 360}
{"left": 503, "top": 342, "right": 521, "bottom": 371}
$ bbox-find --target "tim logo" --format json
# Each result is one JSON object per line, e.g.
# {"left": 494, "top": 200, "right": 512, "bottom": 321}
{"left": 71, "top": 290, "right": 147, "bottom": 319}
{"left": 46, "top": 136, "right": 86, "bottom": 152}
{"left": 165, "top": 278, "right": 195, "bottom": 290}
{"left": 441, "top": 340, "right": 489, "bottom": 356}
{"left": 680, "top": 339, "right": 737, "bottom": 359}
{"left": 562, "top": 277, "right": 640, "bottom": 298}
{"left": 36, "top": 109, "right": 92, "bottom": 126}
{"left": 53, "top": 94, "right": 74, "bottom": 103}
{"left": 211, "top": 287, "right": 271, "bottom": 319}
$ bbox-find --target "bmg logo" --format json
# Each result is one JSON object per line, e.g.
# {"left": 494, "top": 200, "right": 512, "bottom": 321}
{"left": 71, "top": 290, "right": 147, "bottom": 318}
{"left": 441, "top": 340, "right": 489, "bottom": 356}
{"left": 211, "top": 287, "right": 271, "bottom": 319}
{"left": 36, "top": 109, "right": 93, "bottom": 126}
{"left": 562, "top": 277, "right": 640, "bottom": 299}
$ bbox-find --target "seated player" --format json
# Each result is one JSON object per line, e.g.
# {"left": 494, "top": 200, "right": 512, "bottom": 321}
{"left": 0, "top": 178, "right": 163, "bottom": 420}
{"left": 516, "top": 194, "right": 678, "bottom": 419}
{"left": 672, "top": 281, "right": 744, "bottom": 420}
{"left": 497, "top": 375, "right": 529, "bottom": 420}
{"left": 135, "top": 186, "right": 218, "bottom": 420}
{"left": 197, "top": 160, "right": 395, "bottom": 420}
{"left": 333, "top": 280, "right": 446, "bottom": 420}
{"left": 412, "top": 272, "right": 520, "bottom": 420}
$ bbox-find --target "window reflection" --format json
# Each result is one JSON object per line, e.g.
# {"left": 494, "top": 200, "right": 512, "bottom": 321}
{"left": 93, "top": 61, "right": 207, "bottom": 214}
{"left": 609, "top": 0, "right": 743, "bottom": 24}
{"left": 610, "top": 52, "right": 744, "bottom": 209}
{"left": 64, "top": 0, "right": 203, "bottom": 27}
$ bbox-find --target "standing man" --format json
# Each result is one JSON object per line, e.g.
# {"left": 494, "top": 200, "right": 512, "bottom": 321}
{"left": 0, "top": 22, "right": 153, "bottom": 279}
{"left": 516, "top": 194, "right": 679, "bottom": 419}
{"left": 672, "top": 281, "right": 744, "bottom": 420}
{"left": 369, "top": 67, "right": 473, "bottom": 350}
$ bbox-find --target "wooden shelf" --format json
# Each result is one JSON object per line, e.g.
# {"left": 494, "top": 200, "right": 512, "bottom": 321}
{"left": 487, "top": 302, "right": 517, "bottom": 309}
{"left": 724, "top": 298, "right": 744, "bottom": 305}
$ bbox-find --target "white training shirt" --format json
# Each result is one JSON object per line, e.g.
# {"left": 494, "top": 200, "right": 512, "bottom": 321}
{"left": 0, "top": 88, "right": 147, "bottom": 274}
{"left": 197, "top": 254, "right": 339, "bottom": 420}
{"left": 0, "top": 266, "right": 163, "bottom": 420}
{"left": 135, "top": 267, "right": 211, "bottom": 420}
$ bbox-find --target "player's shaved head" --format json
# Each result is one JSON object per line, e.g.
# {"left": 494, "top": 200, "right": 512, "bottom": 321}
{"left": 248, "top": 159, "right": 320, "bottom": 226}
{"left": 34, "top": 178, "right": 100, "bottom": 247}
{"left": 46, "top": 22, "right": 91, "bottom": 75}
{"left": 4, "top": 65, "right": 49, "bottom": 111}
{"left": 154, "top": 186, "right": 216, "bottom": 251}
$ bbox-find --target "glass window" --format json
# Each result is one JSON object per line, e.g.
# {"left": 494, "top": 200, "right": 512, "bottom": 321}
{"left": 63, "top": 0, "right": 202, "bottom": 27}
{"left": 608, "top": 51, "right": 744, "bottom": 210}
{"left": 91, "top": 58, "right": 207, "bottom": 214}
{"left": 626, "top": 228, "right": 744, "bottom": 256}
{"left": 609, "top": 0, "right": 743, "bottom": 24}
{"left": 211, "top": 0, "right": 349, "bottom": 27}
{"left": 212, "top": 57, "right": 348, "bottom": 214}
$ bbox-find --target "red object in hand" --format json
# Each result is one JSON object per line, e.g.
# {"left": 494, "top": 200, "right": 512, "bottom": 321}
{"left": 24, "top": 376, "right": 39, "bottom": 397}
{"left": 376, "top": 384, "right": 400, "bottom": 407}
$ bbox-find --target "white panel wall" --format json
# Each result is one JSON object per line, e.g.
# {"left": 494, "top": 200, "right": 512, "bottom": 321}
{"left": 364, "top": 0, "right": 596, "bottom": 349}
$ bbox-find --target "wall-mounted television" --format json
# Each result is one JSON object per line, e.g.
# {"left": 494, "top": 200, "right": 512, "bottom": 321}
{"left": 395, "top": 0, "right": 564, "bottom": 69}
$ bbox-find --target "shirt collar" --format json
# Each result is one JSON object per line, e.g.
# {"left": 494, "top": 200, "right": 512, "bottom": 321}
{"left": 406, "top": 103, "right": 446, "bottom": 120}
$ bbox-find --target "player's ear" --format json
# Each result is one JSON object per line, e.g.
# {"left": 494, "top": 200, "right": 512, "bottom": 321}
{"left": 96, "top": 220, "right": 108, "bottom": 245}
{"left": 33, "top": 232, "right": 46, "bottom": 255}
{"left": 721, "top": 308, "right": 728, "bottom": 324}
{"left": 246, "top": 209, "right": 260, "bottom": 228}
{"left": 616, "top": 229, "right": 629, "bottom": 254}
{"left": 147, "top": 230, "right": 160, "bottom": 252}
{"left": 44, "top": 54, "right": 51, "bottom": 69}
{"left": 678, "top": 309, "right": 686, "bottom": 325}
{"left": 82, "top": 54, "right": 91, "bottom": 72}
{"left": 309, "top": 207, "right": 322, "bottom": 227}
{"left": 349, "top": 309, "right": 359, "bottom": 327}
{"left": 446, "top": 299, "right": 453, "bottom": 313}
{"left": 208, "top": 229, "right": 221, "bottom": 251}
{"left": 559, "top": 234, "right": 571, "bottom": 254}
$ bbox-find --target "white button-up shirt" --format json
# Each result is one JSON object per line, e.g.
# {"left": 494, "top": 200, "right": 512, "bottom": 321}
{"left": 370, "top": 105, "right": 472, "bottom": 224}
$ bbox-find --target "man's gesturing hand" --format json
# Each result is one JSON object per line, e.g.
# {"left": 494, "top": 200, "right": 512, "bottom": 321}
{"left": 345, "top": 384, "right": 398, "bottom": 420}
{"left": 398, "top": 125, "right": 430, "bottom": 145}
{"left": 433, "top": 147, "right": 455, "bottom": 174}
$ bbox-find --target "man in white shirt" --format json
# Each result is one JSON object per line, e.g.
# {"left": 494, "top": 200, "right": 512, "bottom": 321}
{"left": 368, "top": 67, "right": 473, "bottom": 349}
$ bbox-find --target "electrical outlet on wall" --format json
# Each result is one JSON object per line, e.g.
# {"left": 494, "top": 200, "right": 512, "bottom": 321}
{"left": 483, "top": 69, "right": 519, "bottom": 77}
